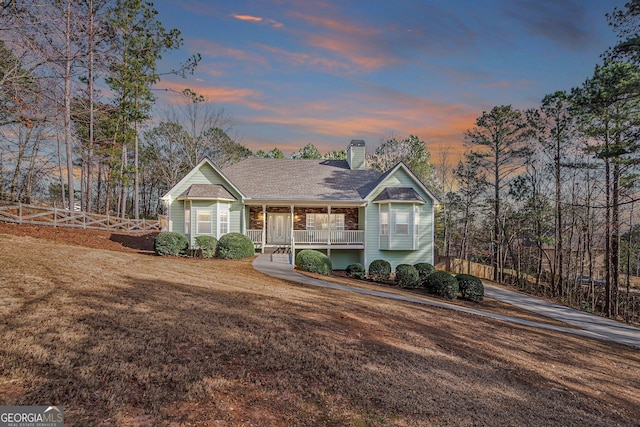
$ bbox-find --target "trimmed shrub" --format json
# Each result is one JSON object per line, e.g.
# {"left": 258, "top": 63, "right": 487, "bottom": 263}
{"left": 395, "top": 264, "right": 420, "bottom": 288}
{"left": 154, "top": 232, "right": 188, "bottom": 256}
{"left": 424, "top": 271, "right": 459, "bottom": 299}
{"left": 414, "top": 262, "right": 436, "bottom": 287}
{"left": 456, "top": 274, "right": 484, "bottom": 302}
{"left": 346, "top": 263, "right": 365, "bottom": 279}
{"left": 368, "top": 259, "right": 391, "bottom": 282}
{"left": 295, "top": 249, "right": 332, "bottom": 275}
{"left": 194, "top": 235, "right": 218, "bottom": 258}
{"left": 216, "top": 233, "right": 255, "bottom": 259}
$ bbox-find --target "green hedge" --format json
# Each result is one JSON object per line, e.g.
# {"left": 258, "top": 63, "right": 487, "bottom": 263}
{"left": 456, "top": 274, "right": 484, "bottom": 302}
{"left": 395, "top": 264, "right": 420, "bottom": 288}
{"left": 194, "top": 235, "right": 218, "bottom": 258}
{"left": 346, "top": 263, "right": 365, "bottom": 279}
{"left": 368, "top": 259, "right": 391, "bottom": 282}
{"left": 424, "top": 271, "right": 459, "bottom": 299}
{"left": 296, "top": 250, "right": 332, "bottom": 275}
{"left": 216, "top": 233, "right": 255, "bottom": 259}
{"left": 154, "top": 232, "right": 188, "bottom": 256}
{"left": 414, "top": 262, "right": 435, "bottom": 288}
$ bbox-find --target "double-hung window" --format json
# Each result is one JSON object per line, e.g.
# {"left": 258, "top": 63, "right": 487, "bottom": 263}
{"left": 196, "top": 210, "right": 212, "bottom": 234}
{"left": 185, "top": 208, "right": 191, "bottom": 234}
{"left": 380, "top": 211, "right": 389, "bottom": 235}
{"left": 395, "top": 212, "right": 409, "bottom": 235}
{"left": 219, "top": 207, "right": 229, "bottom": 236}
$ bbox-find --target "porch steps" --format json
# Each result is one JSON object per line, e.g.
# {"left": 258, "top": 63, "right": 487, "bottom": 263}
{"left": 270, "top": 253, "right": 292, "bottom": 264}
{"left": 261, "top": 246, "right": 292, "bottom": 264}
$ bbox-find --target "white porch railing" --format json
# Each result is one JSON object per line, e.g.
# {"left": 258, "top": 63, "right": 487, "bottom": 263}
{"left": 245, "top": 229, "right": 364, "bottom": 246}
{"left": 246, "top": 229, "right": 263, "bottom": 244}
{"left": 294, "top": 230, "right": 364, "bottom": 245}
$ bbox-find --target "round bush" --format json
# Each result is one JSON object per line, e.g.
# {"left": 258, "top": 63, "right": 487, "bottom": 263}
{"left": 414, "top": 262, "right": 436, "bottom": 287}
{"left": 395, "top": 264, "right": 420, "bottom": 288}
{"left": 456, "top": 274, "right": 484, "bottom": 302}
{"left": 424, "top": 271, "right": 459, "bottom": 299}
{"left": 154, "top": 231, "right": 189, "bottom": 256}
{"left": 194, "top": 235, "right": 218, "bottom": 258}
{"left": 295, "top": 249, "right": 332, "bottom": 275}
{"left": 346, "top": 263, "right": 365, "bottom": 279}
{"left": 216, "top": 233, "right": 255, "bottom": 259}
{"left": 368, "top": 259, "right": 391, "bottom": 282}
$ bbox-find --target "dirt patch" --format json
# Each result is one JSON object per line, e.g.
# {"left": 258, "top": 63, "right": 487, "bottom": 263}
{"left": 0, "top": 222, "right": 157, "bottom": 253}
{"left": 1, "top": 224, "right": 640, "bottom": 425}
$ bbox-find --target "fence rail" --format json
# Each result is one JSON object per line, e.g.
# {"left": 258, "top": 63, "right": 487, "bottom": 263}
{"left": 0, "top": 203, "right": 161, "bottom": 233}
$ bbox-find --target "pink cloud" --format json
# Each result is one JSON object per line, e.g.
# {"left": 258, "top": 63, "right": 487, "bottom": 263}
{"left": 231, "top": 13, "right": 283, "bottom": 28}
{"left": 288, "top": 11, "right": 376, "bottom": 36}
{"left": 158, "top": 81, "right": 268, "bottom": 111}
{"left": 232, "top": 13, "right": 263, "bottom": 22}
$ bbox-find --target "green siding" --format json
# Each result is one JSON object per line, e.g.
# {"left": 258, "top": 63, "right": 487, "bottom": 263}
{"left": 165, "top": 161, "right": 243, "bottom": 246}
{"left": 293, "top": 249, "right": 363, "bottom": 270}
{"left": 389, "top": 206, "right": 413, "bottom": 250}
{"left": 170, "top": 201, "right": 187, "bottom": 234}
{"left": 329, "top": 250, "right": 363, "bottom": 270}
{"left": 363, "top": 166, "right": 435, "bottom": 271}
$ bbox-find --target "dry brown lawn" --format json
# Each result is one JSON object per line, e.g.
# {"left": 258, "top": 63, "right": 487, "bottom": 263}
{"left": 1, "top": 224, "right": 639, "bottom": 426}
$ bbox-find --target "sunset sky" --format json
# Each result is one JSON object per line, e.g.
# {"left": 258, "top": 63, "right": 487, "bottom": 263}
{"left": 152, "top": 0, "right": 623, "bottom": 160}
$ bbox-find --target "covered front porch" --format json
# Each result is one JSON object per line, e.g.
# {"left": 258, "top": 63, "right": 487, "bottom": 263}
{"left": 244, "top": 204, "right": 365, "bottom": 252}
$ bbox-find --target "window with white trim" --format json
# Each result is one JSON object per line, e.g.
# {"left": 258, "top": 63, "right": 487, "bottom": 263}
{"left": 305, "top": 214, "right": 344, "bottom": 230}
{"left": 380, "top": 211, "right": 389, "bottom": 235}
{"left": 185, "top": 208, "right": 191, "bottom": 234}
{"left": 396, "top": 211, "right": 409, "bottom": 235}
{"left": 219, "top": 207, "right": 229, "bottom": 235}
{"left": 196, "top": 210, "right": 212, "bottom": 234}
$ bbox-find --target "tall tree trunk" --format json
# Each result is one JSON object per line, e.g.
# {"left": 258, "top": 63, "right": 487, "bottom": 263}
{"left": 86, "top": 0, "right": 95, "bottom": 213}
{"left": 96, "top": 160, "right": 103, "bottom": 213}
{"left": 612, "top": 161, "right": 620, "bottom": 317}
{"left": 9, "top": 130, "right": 25, "bottom": 200}
{"left": 555, "top": 134, "right": 564, "bottom": 297}
{"left": 57, "top": 133, "right": 66, "bottom": 209}
{"left": 493, "top": 152, "right": 500, "bottom": 282}
{"left": 120, "top": 143, "right": 127, "bottom": 218}
{"left": 25, "top": 131, "right": 41, "bottom": 204}
{"left": 134, "top": 115, "right": 139, "bottom": 220}
{"left": 64, "top": 0, "right": 75, "bottom": 211}
{"left": 605, "top": 156, "right": 612, "bottom": 317}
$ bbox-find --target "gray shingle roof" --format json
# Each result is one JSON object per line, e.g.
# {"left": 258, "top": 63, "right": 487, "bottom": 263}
{"left": 372, "top": 187, "right": 425, "bottom": 203}
{"left": 178, "top": 184, "right": 237, "bottom": 200}
{"left": 221, "top": 158, "right": 383, "bottom": 201}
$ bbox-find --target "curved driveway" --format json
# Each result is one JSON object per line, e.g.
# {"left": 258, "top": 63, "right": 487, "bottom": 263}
{"left": 253, "top": 255, "right": 640, "bottom": 349}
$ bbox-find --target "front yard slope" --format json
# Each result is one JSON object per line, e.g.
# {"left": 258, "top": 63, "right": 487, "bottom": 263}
{"left": 1, "top": 231, "right": 639, "bottom": 426}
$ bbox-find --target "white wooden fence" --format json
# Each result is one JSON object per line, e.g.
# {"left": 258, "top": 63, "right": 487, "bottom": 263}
{"left": 0, "top": 203, "right": 162, "bottom": 233}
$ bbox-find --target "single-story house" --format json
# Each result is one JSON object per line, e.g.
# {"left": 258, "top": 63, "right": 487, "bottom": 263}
{"left": 161, "top": 140, "right": 438, "bottom": 271}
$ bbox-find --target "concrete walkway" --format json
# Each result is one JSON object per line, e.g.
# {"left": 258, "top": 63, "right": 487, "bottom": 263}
{"left": 253, "top": 255, "right": 640, "bottom": 349}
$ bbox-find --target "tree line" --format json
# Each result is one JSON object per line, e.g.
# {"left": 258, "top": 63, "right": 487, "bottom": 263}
{"left": 435, "top": 1, "right": 640, "bottom": 321}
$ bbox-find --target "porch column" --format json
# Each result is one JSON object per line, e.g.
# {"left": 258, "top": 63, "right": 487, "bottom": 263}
{"left": 241, "top": 203, "right": 246, "bottom": 234}
{"left": 327, "top": 205, "right": 331, "bottom": 259}
{"left": 261, "top": 204, "right": 266, "bottom": 253}
{"left": 290, "top": 205, "right": 295, "bottom": 264}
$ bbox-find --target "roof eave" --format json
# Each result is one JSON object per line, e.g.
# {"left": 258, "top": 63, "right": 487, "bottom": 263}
{"left": 372, "top": 199, "right": 425, "bottom": 204}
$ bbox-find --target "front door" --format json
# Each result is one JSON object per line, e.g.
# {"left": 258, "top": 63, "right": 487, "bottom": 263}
{"left": 267, "top": 213, "right": 291, "bottom": 244}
